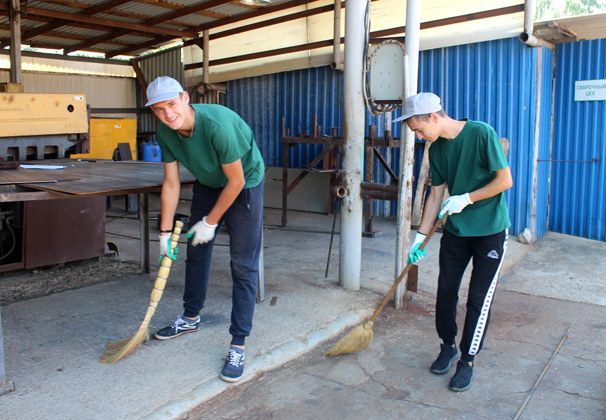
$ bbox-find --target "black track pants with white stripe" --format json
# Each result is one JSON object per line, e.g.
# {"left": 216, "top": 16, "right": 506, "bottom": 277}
{"left": 435, "top": 228, "right": 508, "bottom": 363}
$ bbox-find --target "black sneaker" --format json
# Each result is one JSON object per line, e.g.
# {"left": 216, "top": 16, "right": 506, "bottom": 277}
{"left": 449, "top": 361, "right": 474, "bottom": 392}
{"left": 430, "top": 344, "right": 460, "bottom": 374}
{"left": 154, "top": 316, "right": 200, "bottom": 340}
{"left": 220, "top": 349, "right": 245, "bottom": 382}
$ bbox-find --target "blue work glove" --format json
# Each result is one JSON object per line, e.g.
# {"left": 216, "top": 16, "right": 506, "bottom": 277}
{"left": 159, "top": 233, "right": 178, "bottom": 264}
{"left": 186, "top": 216, "right": 217, "bottom": 246}
{"left": 407, "top": 232, "right": 427, "bottom": 264}
{"left": 439, "top": 193, "right": 473, "bottom": 218}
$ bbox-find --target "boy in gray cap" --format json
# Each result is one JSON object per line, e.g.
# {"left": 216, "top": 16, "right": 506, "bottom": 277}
{"left": 395, "top": 92, "right": 512, "bottom": 392}
{"left": 146, "top": 76, "right": 264, "bottom": 382}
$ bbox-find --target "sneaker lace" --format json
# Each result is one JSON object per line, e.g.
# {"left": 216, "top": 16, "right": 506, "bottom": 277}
{"left": 172, "top": 316, "right": 187, "bottom": 328}
{"left": 227, "top": 350, "right": 244, "bottom": 367}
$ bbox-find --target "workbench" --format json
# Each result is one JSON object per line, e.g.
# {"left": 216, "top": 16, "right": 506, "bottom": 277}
{"left": 0, "top": 159, "right": 195, "bottom": 396}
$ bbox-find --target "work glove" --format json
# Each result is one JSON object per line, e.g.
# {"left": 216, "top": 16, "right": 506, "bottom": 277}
{"left": 159, "top": 233, "right": 178, "bottom": 264}
{"left": 187, "top": 216, "right": 217, "bottom": 246}
{"left": 439, "top": 193, "right": 473, "bottom": 218}
{"left": 407, "top": 232, "right": 427, "bottom": 264}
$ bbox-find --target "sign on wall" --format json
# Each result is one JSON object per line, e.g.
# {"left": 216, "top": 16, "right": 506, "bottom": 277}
{"left": 574, "top": 79, "right": 606, "bottom": 101}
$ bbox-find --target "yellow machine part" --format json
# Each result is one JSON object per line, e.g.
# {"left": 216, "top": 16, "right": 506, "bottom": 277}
{"left": 0, "top": 93, "right": 88, "bottom": 137}
{"left": 71, "top": 118, "right": 137, "bottom": 160}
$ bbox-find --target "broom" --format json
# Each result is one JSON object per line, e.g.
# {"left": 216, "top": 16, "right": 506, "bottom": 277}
{"left": 100, "top": 220, "right": 184, "bottom": 364}
{"left": 325, "top": 216, "right": 445, "bottom": 356}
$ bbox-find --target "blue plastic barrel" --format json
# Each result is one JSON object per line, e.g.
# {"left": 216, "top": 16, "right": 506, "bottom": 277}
{"left": 142, "top": 142, "right": 162, "bottom": 162}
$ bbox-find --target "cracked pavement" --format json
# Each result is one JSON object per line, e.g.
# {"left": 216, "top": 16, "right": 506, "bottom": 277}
{"left": 183, "top": 232, "right": 606, "bottom": 420}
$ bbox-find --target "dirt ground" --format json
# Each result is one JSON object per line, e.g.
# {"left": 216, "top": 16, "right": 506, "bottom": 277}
{"left": 0, "top": 257, "right": 140, "bottom": 306}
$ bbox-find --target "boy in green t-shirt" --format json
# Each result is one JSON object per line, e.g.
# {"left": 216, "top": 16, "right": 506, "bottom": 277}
{"left": 394, "top": 92, "right": 512, "bottom": 392}
{"left": 146, "top": 77, "right": 264, "bottom": 383}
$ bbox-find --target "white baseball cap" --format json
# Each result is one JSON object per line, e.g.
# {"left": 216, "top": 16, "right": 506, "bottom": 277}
{"left": 145, "top": 76, "right": 184, "bottom": 106}
{"left": 393, "top": 92, "right": 442, "bottom": 123}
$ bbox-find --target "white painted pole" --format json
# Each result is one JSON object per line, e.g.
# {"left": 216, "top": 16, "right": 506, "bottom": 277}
{"left": 394, "top": 0, "right": 421, "bottom": 308}
{"left": 530, "top": 47, "right": 543, "bottom": 243}
{"left": 332, "top": 0, "right": 344, "bottom": 71}
{"left": 339, "top": 0, "right": 368, "bottom": 290}
{"left": 404, "top": 0, "right": 420, "bottom": 95}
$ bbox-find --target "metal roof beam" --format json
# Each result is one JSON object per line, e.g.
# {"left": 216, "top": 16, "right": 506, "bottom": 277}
{"left": 111, "top": 0, "right": 328, "bottom": 58}
{"left": 65, "top": 0, "right": 235, "bottom": 56}
{"left": 11, "top": 5, "right": 198, "bottom": 38}
{"left": 0, "top": 0, "right": 133, "bottom": 49}
{"left": 196, "top": 0, "right": 320, "bottom": 33}
{"left": 185, "top": 4, "right": 526, "bottom": 70}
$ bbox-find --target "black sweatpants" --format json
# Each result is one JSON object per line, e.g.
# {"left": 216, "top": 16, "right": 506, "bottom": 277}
{"left": 436, "top": 229, "right": 508, "bottom": 363}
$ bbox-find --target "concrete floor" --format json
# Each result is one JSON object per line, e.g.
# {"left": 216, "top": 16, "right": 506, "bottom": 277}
{"left": 1, "top": 197, "right": 605, "bottom": 420}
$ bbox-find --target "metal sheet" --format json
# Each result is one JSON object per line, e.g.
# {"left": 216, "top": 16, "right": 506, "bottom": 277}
{"left": 550, "top": 38, "right": 606, "bottom": 241}
{"left": 19, "top": 161, "right": 194, "bottom": 196}
{"left": 24, "top": 196, "right": 105, "bottom": 269}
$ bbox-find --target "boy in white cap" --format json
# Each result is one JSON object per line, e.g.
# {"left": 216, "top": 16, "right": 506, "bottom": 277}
{"left": 146, "top": 76, "right": 264, "bottom": 382}
{"left": 395, "top": 92, "right": 512, "bottom": 392}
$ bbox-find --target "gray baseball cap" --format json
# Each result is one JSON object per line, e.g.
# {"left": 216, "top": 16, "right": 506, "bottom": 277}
{"left": 393, "top": 92, "right": 442, "bottom": 122}
{"left": 146, "top": 76, "right": 184, "bottom": 107}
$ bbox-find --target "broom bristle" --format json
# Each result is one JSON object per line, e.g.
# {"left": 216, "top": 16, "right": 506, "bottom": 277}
{"left": 100, "top": 328, "right": 150, "bottom": 364}
{"left": 324, "top": 321, "right": 374, "bottom": 356}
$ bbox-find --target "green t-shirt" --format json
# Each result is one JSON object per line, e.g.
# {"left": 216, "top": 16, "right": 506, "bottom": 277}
{"left": 157, "top": 104, "right": 264, "bottom": 189}
{"left": 429, "top": 119, "right": 511, "bottom": 237}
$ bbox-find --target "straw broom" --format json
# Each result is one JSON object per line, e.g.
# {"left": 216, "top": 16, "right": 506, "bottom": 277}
{"left": 325, "top": 216, "right": 445, "bottom": 356}
{"left": 100, "top": 220, "right": 184, "bottom": 364}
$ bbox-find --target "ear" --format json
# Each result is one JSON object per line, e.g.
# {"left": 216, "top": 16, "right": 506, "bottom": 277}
{"left": 182, "top": 91, "right": 191, "bottom": 104}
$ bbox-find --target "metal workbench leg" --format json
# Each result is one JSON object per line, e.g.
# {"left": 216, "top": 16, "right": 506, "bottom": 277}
{"left": 256, "top": 238, "right": 265, "bottom": 303}
{"left": 139, "top": 193, "right": 150, "bottom": 274}
{"left": 0, "top": 305, "right": 16, "bottom": 396}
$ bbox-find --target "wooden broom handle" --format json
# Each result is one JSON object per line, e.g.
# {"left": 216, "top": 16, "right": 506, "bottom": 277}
{"left": 369, "top": 215, "right": 446, "bottom": 323}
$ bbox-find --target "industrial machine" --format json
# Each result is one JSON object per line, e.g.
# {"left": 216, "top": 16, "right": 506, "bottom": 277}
{"left": 0, "top": 91, "right": 106, "bottom": 272}
{"left": 0, "top": 92, "right": 90, "bottom": 161}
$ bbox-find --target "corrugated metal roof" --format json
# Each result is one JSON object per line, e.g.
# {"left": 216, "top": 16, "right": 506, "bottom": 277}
{"left": 0, "top": 0, "right": 527, "bottom": 61}
{"left": 534, "top": 13, "right": 606, "bottom": 44}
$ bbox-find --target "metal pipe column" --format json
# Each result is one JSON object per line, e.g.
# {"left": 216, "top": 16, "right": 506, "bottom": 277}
{"left": 203, "top": 30, "right": 210, "bottom": 83}
{"left": 409, "top": 0, "right": 427, "bottom": 227}
{"left": 394, "top": 0, "right": 421, "bottom": 308}
{"left": 519, "top": 0, "right": 554, "bottom": 49}
{"left": 331, "top": 0, "right": 344, "bottom": 70}
{"left": 339, "top": 0, "right": 368, "bottom": 290}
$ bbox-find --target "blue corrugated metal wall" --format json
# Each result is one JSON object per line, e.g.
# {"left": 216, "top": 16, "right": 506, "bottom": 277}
{"left": 404, "top": 38, "right": 541, "bottom": 236}
{"left": 224, "top": 37, "right": 545, "bottom": 236}
{"left": 226, "top": 68, "right": 344, "bottom": 170}
{"left": 550, "top": 39, "right": 606, "bottom": 241}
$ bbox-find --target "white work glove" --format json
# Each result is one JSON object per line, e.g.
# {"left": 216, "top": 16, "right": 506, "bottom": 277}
{"left": 186, "top": 216, "right": 218, "bottom": 246}
{"left": 439, "top": 193, "right": 473, "bottom": 218}
{"left": 408, "top": 233, "right": 427, "bottom": 264}
{"left": 159, "top": 233, "right": 178, "bottom": 264}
